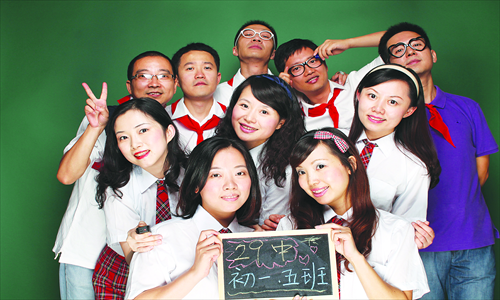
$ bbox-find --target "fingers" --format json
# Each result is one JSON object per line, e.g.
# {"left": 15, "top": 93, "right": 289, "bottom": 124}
{"left": 100, "top": 82, "right": 108, "bottom": 100}
{"left": 252, "top": 224, "right": 265, "bottom": 232}
{"left": 412, "top": 221, "right": 435, "bottom": 249}
{"left": 279, "top": 72, "right": 292, "bottom": 87}
{"left": 82, "top": 82, "right": 97, "bottom": 101}
{"left": 269, "top": 214, "right": 285, "bottom": 224}
{"left": 263, "top": 219, "right": 278, "bottom": 230}
{"left": 315, "top": 223, "right": 343, "bottom": 230}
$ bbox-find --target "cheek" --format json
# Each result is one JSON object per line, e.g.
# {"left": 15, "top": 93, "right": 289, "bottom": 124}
{"left": 259, "top": 117, "right": 280, "bottom": 136}
{"left": 117, "top": 141, "right": 130, "bottom": 158}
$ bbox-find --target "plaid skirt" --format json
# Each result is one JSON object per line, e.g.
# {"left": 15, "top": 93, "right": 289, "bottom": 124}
{"left": 92, "top": 245, "right": 129, "bottom": 300}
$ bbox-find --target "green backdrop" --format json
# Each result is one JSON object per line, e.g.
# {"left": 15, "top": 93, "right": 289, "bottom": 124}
{"left": 1, "top": 1, "right": 499, "bottom": 299}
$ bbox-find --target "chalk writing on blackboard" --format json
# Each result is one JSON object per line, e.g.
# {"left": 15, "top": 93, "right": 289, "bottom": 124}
{"left": 218, "top": 229, "right": 338, "bottom": 300}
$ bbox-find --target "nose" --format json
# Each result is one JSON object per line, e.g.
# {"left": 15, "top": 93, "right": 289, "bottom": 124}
{"left": 223, "top": 176, "right": 237, "bottom": 190}
{"left": 406, "top": 45, "right": 416, "bottom": 57}
{"left": 371, "top": 99, "right": 385, "bottom": 114}
{"left": 244, "top": 109, "right": 257, "bottom": 123}
{"left": 195, "top": 67, "right": 205, "bottom": 79}
{"left": 304, "top": 64, "right": 315, "bottom": 76}
{"left": 252, "top": 34, "right": 262, "bottom": 42}
{"left": 307, "top": 172, "right": 319, "bottom": 187}
{"left": 130, "top": 135, "right": 142, "bottom": 150}
{"left": 148, "top": 75, "right": 160, "bottom": 87}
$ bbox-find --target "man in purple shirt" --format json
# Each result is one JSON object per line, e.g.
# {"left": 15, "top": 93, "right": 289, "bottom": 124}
{"left": 378, "top": 22, "right": 498, "bottom": 299}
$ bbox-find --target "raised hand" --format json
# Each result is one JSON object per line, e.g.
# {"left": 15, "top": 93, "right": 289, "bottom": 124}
{"left": 82, "top": 82, "right": 109, "bottom": 129}
{"left": 315, "top": 39, "right": 351, "bottom": 60}
{"left": 190, "top": 230, "right": 222, "bottom": 280}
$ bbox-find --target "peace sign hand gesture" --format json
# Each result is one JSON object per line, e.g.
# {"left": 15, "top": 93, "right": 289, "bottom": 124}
{"left": 83, "top": 82, "right": 108, "bottom": 129}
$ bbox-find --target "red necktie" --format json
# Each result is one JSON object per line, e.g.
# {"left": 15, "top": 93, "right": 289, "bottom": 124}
{"left": 219, "top": 228, "right": 232, "bottom": 234}
{"left": 171, "top": 99, "right": 227, "bottom": 145}
{"left": 117, "top": 95, "right": 131, "bottom": 104}
{"left": 328, "top": 215, "right": 344, "bottom": 298}
{"left": 360, "top": 139, "right": 377, "bottom": 169}
{"left": 155, "top": 180, "right": 171, "bottom": 224}
{"left": 426, "top": 104, "right": 455, "bottom": 147}
{"left": 307, "top": 88, "right": 342, "bottom": 128}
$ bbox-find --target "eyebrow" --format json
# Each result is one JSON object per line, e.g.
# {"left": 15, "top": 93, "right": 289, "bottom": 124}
{"left": 183, "top": 61, "right": 214, "bottom": 67}
{"left": 210, "top": 165, "right": 248, "bottom": 170}
{"left": 115, "top": 122, "right": 150, "bottom": 134}
{"left": 135, "top": 68, "right": 172, "bottom": 74}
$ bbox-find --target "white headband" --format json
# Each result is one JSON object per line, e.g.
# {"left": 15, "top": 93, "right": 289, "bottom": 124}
{"left": 367, "top": 64, "right": 420, "bottom": 97}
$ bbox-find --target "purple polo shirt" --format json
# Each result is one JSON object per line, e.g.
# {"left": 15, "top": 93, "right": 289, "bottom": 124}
{"left": 421, "top": 86, "right": 498, "bottom": 252}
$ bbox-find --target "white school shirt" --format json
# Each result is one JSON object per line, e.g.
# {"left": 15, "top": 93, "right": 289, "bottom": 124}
{"left": 52, "top": 115, "right": 107, "bottom": 269}
{"left": 277, "top": 206, "right": 429, "bottom": 299}
{"left": 214, "top": 68, "right": 274, "bottom": 107}
{"left": 299, "top": 57, "right": 383, "bottom": 133}
{"left": 103, "top": 165, "right": 182, "bottom": 256}
{"left": 166, "top": 97, "right": 225, "bottom": 153}
{"left": 356, "top": 131, "right": 430, "bottom": 222}
{"left": 249, "top": 142, "right": 292, "bottom": 225}
{"left": 125, "top": 205, "right": 254, "bottom": 299}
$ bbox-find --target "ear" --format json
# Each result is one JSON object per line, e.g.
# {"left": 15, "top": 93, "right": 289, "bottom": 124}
{"left": 403, "top": 106, "right": 417, "bottom": 118}
{"left": 275, "top": 119, "right": 285, "bottom": 130}
{"left": 431, "top": 50, "right": 437, "bottom": 63}
{"left": 165, "top": 124, "right": 176, "bottom": 144}
{"left": 217, "top": 72, "right": 222, "bottom": 85}
{"left": 232, "top": 46, "right": 239, "bottom": 57}
{"left": 126, "top": 80, "right": 132, "bottom": 95}
{"left": 348, "top": 155, "right": 357, "bottom": 173}
{"left": 269, "top": 49, "right": 276, "bottom": 60}
{"left": 194, "top": 187, "right": 199, "bottom": 194}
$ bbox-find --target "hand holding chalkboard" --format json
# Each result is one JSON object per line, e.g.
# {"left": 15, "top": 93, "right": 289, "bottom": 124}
{"left": 217, "top": 229, "right": 338, "bottom": 300}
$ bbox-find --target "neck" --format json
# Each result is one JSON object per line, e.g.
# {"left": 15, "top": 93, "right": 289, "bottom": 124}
{"left": 330, "top": 197, "right": 351, "bottom": 216}
{"left": 304, "top": 83, "right": 331, "bottom": 105}
{"left": 239, "top": 60, "right": 269, "bottom": 78}
{"left": 419, "top": 72, "right": 436, "bottom": 104}
{"left": 184, "top": 97, "right": 214, "bottom": 122}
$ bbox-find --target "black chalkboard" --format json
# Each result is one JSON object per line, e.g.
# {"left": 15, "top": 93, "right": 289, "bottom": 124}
{"left": 217, "top": 229, "right": 338, "bottom": 300}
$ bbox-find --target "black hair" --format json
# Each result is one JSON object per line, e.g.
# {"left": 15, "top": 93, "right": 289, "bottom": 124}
{"left": 274, "top": 39, "right": 327, "bottom": 73}
{"left": 378, "top": 22, "right": 433, "bottom": 64}
{"left": 127, "top": 51, "right": 174, "bottom": 80}
{"left": 95, "top": 98, "right": 187, "bottom": 208}
{"left": 289, "top": 128, "right": 377, "bottom": 272}
{"left": 171, "top": 42, "right": 220, "bottom": 75}
{"left": 216, "top": 75, "right": 306, "bottom": 187}
{"left": 348, "top": 65, "right": 441, "bottom": 188}
{"left": 175, "top": 137, "right": 261, "bottom": 227}
{"left": 234, "top": 20, "right": 278, "bottom": 50}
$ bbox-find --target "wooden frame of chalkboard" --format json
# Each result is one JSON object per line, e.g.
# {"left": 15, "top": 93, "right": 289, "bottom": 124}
{"left": 217, "top": 229, "right": 338, "bottom": 300}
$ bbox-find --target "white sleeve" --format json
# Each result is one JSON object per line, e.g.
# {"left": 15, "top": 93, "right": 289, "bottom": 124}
{"left": 126, "top": 243, "right": 176, "bottom": 299}
{"left": 391, "top": 159, "right": 430, "bottom": 222}
{"left": 345, "top": 56, "right": 384, "bottom": 88}
{"left": 258, "top": 166, "right": 292, "bottom": 225}
{"left": 381, "top": 219, "right": 430, "bottom": 299}
{"left": 63, "top": 115, "right": 106, "bottom": 162}
{"left": 103, "top": 191, "right": 141, "bottom": 248}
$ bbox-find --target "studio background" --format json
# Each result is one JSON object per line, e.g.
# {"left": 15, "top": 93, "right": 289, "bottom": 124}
{"left": 1, "top": 1, "right": 498, "bottom": 299}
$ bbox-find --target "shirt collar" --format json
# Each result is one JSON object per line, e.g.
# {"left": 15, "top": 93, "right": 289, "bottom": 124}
{"left": 132, "top": 165, "right": 162, "bottom": 194}
{"left": 429, "top": 86, "right": 447, "bottom": 109}
{"left": 357, "top": 130, "right": 396, "bottom": 156}
{"left": 323, "top": 205, "right": 353, "bottom": 223}
{"left": 171, "top": 97, "right": 225, "bottom": 124}
{"left": 248, "top": 141, "right": 266, "bottom": 165}
{"left": 192, "top": 205, "right": 246, "bottom": 232}
{"left": 232, "top": 68, "right": 274, "bottom": 89}
{"left": 299, "top": 79, "right": 346, "bottom": 108}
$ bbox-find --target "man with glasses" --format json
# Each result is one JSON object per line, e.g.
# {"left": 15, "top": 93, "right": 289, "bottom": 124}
{"left": 215, "top": 20, "right": 277, "bottom": 105}
{"left": 167, "top": 43, "right": 223, "bottom": 152}
{"left": 379, "top": 22, "right": 498, "bottom": 300}
{"left": 274, "top": 37, "right": 383, "bottom": 132}
{"left": 54, "top": 51, "right": 176, "bottom": 299}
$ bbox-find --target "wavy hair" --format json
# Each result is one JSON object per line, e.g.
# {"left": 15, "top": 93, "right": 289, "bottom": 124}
{"left": 95, "top": 98, "right": 187, "bottom": 208}
{"left": 289, "top": 128, "right": 377, "bottom": 272}
{"left": 175, "top": 137, "right": 261, "bottom": 227}
{"left": 348, "top": 65, "right": 441, "bottom": 188}
{"left": 215, "top": 75, "right": 305, "bottom": 187}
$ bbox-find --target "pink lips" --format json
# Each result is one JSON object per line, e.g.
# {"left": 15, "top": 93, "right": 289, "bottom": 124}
{"left": 367, "top": 115, "right": 385, "bottom": 124}
{"left": 147, "top": 92, "right": 162, "bottom": 98}
{"left": 194, "top": 81, "right": 207, "bottom": 86}
{"left": 306, "top": 76, "right": 319, "bottom": 84}
{"left": 407, "top": 59, "right": 420, "bottom": 66}
{"left": 134, "top": 150, "right": 150, "bottom": 159}
{"left": 311, "top": 186, "right": 328, "bottom": 197}
{"left": 222, "top": 194, "right": 239, "bottom": 202}
{"left": 239, "top": 123, "right": 257, "bottom": 134}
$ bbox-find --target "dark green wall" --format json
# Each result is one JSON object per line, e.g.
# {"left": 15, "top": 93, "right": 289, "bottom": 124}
{"left": 1, "top": 1, "right": 498, "bottom": 299}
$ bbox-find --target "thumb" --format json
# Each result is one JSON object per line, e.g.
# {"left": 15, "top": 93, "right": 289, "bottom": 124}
{"left": 137, "top": 221, "right": 147, "bottom": 227}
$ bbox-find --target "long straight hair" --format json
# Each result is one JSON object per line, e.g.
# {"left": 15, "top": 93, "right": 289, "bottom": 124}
{"left": 289, "top": 128, "right": 377, "bottom": 271}
{"left": 95, "top": 98, "right": 187, "bottom": 208}
{"left": 348, "top": 65, "right": 440, "bottom": 188}
{"left": 216, "top": 75, "right": 305, "bottom": 187}
{"left": 175, "top": 137, "right": 261, "bottom": 227}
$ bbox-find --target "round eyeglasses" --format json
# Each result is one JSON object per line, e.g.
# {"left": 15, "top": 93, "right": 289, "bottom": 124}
{"left": 388, "top": 37, "right": 427, "bottom": 58}
{"left": 235, "top": 28, "right": 275, "bottom": 47}
{"left": 288, "top": 54, "right": 323, "bottom": 77}
{"left": 131, "top": 73, "right": 174, "bottom": 81}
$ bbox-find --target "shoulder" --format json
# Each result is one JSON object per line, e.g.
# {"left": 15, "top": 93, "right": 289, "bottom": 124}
{"left": 375, "top": 209, "right": 413, "bottom": 236}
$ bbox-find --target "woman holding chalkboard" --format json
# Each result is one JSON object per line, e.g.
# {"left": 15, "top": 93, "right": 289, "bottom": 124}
{"left": 125, "top": 137, "right": 261, "bottom": 299}
{"left": 277, "top": 128, "right": 429, "bottom": 299}
{"left": 216, "top": 74, "right": 305, "bottom": 227}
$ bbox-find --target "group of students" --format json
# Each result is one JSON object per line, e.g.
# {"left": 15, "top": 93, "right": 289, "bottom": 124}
{"left": 53, "top": 20, "right": 498, "bottom": 300}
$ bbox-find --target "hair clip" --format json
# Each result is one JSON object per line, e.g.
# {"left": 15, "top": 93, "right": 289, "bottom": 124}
{"left": 313, "top": 131, "right": 349, "bottom": 153}
{"left": 255, "top": 74, "right": 295, "bottom": 101}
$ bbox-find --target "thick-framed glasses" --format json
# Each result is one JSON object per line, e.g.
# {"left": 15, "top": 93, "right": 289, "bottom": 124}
{"left": 288, "top": 54, "right": 323, "bottom": 77}
{"left": 388, "top": 37, "right": 427, "bottom": 58}
{"left": 131, "top": 73, "right": 175, "bottom": 81}
{"left": 235, "top": 28, "right": 275, "bottom": 47}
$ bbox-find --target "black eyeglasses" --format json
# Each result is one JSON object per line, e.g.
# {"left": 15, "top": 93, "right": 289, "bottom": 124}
{"left": 288, "top": 54, "right": 323, "bottom": 77}
{"left": 388, "top": 37, "right": 427, "bottom": 58}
